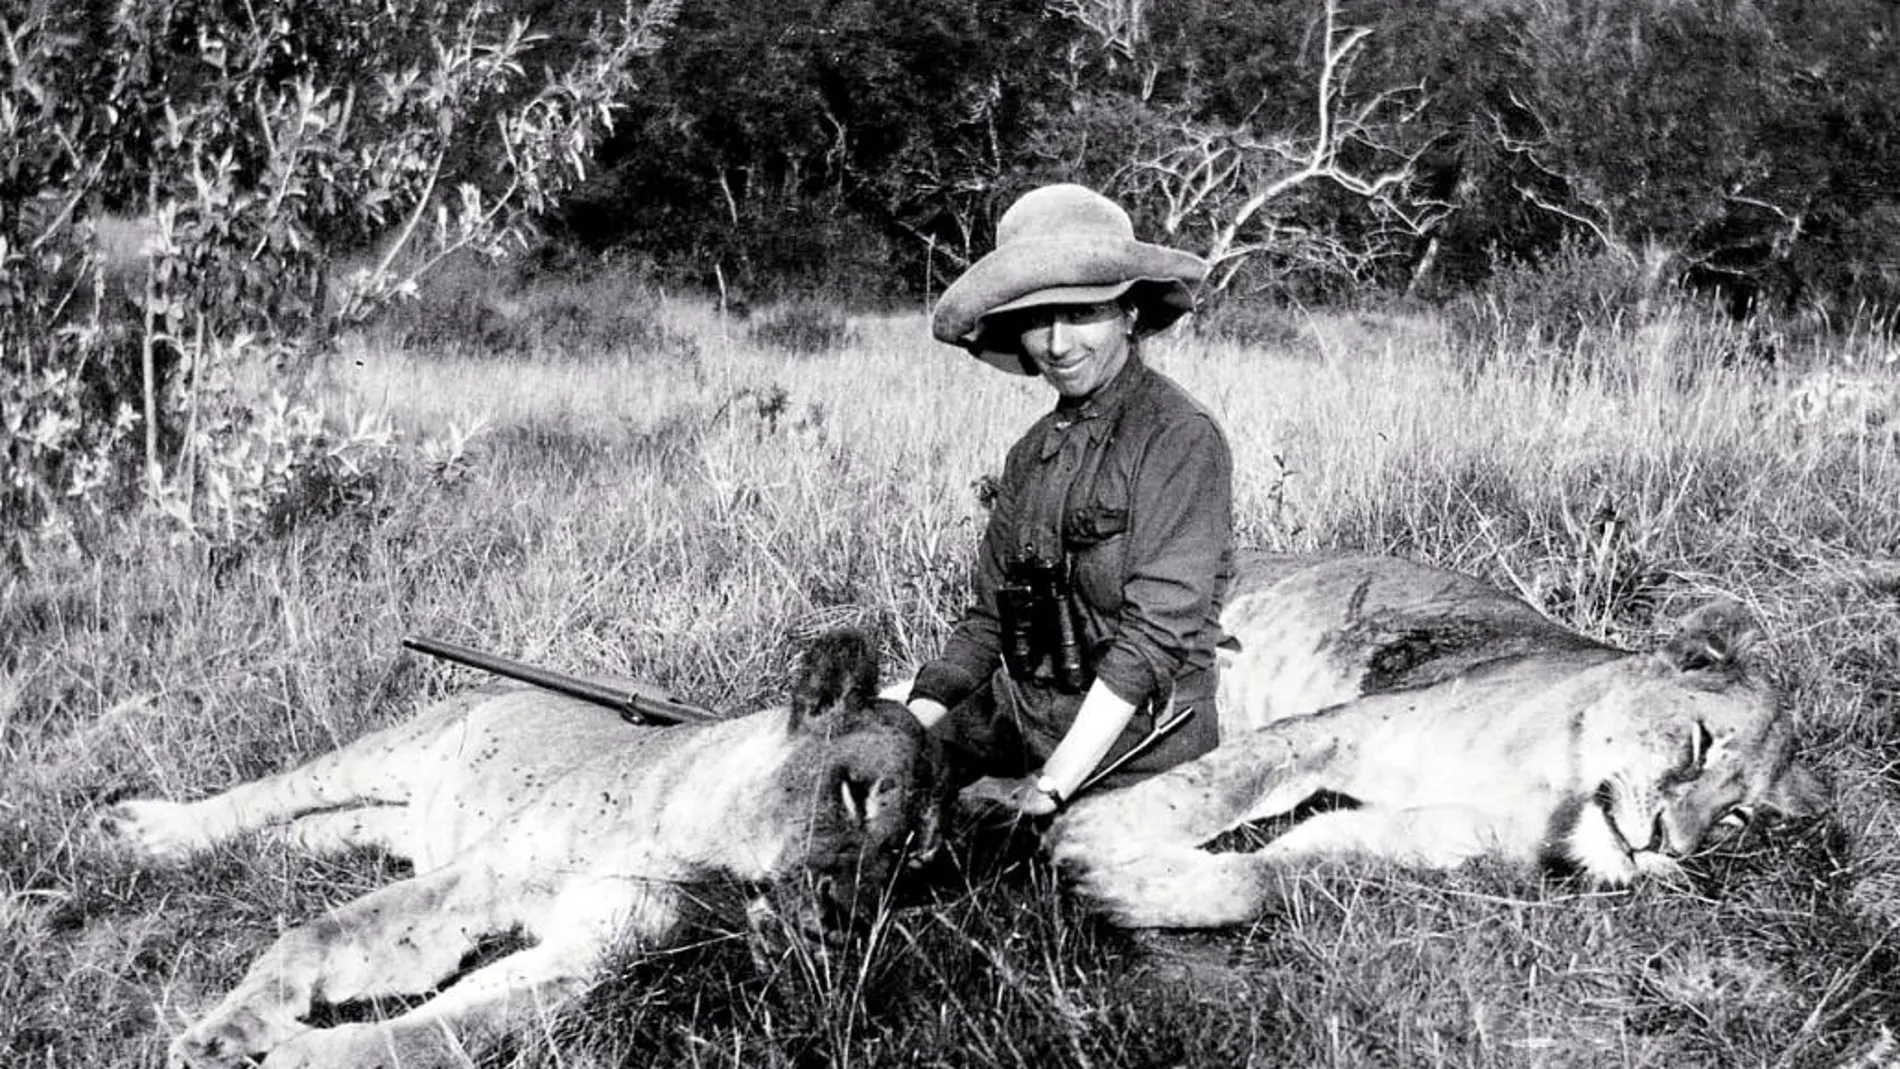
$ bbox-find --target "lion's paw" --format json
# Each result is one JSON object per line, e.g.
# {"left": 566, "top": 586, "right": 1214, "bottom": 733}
{"left": 1066, "top": 864, "right": 1186, "bottom": 929}
{"left": 1631, "top": 850, "right": 1690, "bottom": 887}
{"left": 260, "top": 1023, "right": 381, "bottom": 1069}
{"left": 169, "top": 1006, "right": 302, "bottom": 1069}
{"left": 745, "top": 890, "right": 837, "bottom": 973}
{"left": 95, "top": 799, "right": 219, "bottom": 864}
{"left": 1064, "top": 850, "right": 1281, "bottom": 930}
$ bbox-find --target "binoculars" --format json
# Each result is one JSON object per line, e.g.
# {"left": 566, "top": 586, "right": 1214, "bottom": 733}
{"left": 997, "top": 554, "right": 1087, "bottom": 693}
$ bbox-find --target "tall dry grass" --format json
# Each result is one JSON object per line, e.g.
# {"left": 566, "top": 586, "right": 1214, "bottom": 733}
{"left": 3, "top": 269, "right": 1898, "bottom": 1067}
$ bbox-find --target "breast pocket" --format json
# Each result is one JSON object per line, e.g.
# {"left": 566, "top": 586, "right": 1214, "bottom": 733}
{"left": 1064, "top": 501, "right": 1128, "bottom": 613}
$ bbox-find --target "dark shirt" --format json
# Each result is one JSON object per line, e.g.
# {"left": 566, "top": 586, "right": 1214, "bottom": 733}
{"left": 913, "top": 352, "right": 1235, "bottom": 717}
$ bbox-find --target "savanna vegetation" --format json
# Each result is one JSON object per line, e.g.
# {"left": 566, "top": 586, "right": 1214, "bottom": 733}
{"left": 5, "top": 0, "right": 1900, "bottom": 1065}
{"left": 6, "top": 265, "right": 1900, "bottom": 1066}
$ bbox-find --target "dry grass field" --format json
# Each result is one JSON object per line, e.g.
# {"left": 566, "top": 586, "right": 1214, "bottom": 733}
{"left": 4, "top": 264, "right": 1899, "bottom": 1067}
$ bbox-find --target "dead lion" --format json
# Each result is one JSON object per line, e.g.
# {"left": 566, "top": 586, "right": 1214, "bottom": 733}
{"left": 96, "top": 629, "right": 946, "bottom": 1068}
{"left": 1050, "top": 553, "right": 1825, "bottom": 928}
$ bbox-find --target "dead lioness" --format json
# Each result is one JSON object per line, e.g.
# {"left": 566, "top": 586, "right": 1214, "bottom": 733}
{"left": 96, "top": 630, "right": 946, "bottom": 1068}
{"left": 1050, "top": 553, "right": 1825, "bottom": 928}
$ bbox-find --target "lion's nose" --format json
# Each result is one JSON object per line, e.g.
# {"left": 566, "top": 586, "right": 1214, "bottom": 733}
{"left": 903, "top": 822, "right": 945, "bottom": 871}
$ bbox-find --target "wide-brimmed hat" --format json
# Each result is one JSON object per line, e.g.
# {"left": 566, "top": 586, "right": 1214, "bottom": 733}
{"left": 933, "top": 184, "right": 1208, "bottom": 374}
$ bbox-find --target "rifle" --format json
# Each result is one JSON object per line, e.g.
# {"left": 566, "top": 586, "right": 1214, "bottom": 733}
{"left": 401, "top": 635, "right": 720, "bottom": 726}
{"left": 1075, "top": 705, "right": 1195, "bottom": 796}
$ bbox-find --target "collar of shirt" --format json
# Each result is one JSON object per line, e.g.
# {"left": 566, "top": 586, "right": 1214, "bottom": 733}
{"left": 1041, "top": 353, "right": 1145, "bottom": 460}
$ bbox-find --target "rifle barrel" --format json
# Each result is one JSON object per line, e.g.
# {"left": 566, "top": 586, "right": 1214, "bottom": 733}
{"left": 1076, "top": 705, "right": 1196, "bottom": 796}
{"left": 401, "top": 635, "right": 719, "bottom": 726}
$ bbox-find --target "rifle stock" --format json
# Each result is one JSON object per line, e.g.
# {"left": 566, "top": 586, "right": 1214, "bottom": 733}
{"left": 401, "top": 635, "right": 719, "bottom": 726}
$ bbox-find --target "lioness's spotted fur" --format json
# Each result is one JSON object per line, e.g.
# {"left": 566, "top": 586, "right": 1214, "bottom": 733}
{"left": 97, "top": 630, "right": 946, "bottom": 1069}
{"left": 1050, "top": 554, "right": 1823, "bottom": 928}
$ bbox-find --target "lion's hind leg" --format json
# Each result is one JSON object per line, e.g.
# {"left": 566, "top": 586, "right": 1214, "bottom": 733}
{"left": 97, "top": 689, "right": 494, "bottom": 865}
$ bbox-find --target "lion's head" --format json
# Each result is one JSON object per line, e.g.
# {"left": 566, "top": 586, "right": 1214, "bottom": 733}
{"left": 764, "top": 630, "right": 949, "bottom": 935}
{"left": 1559, "top": 599, "right": 1824, "bottom": 885}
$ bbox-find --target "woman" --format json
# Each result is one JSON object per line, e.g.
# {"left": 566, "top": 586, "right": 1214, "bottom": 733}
{"left": 907, "top": 183, "right": 1235, "bottom": 818}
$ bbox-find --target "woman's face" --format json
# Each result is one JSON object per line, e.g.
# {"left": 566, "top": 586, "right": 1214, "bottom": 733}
{"left": 1012, "top": 300, "right": 1133, "bottom": 399}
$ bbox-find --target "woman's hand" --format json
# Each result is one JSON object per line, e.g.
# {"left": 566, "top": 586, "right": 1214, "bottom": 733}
{"left": 958, "top": 775, "right": 1059, "bottom": 820}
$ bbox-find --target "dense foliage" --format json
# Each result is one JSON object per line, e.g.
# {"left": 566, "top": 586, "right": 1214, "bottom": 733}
{"left": 569, "top": 0, "right": 1900, "bottom": 315}
{"left": 1, "top": 0, "right": 676, "bottom": 558}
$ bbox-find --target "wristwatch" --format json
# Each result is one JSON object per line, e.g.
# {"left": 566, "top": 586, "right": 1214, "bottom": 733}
{"left": 1034, "top": 773, "right": 1067, "bottom": 808}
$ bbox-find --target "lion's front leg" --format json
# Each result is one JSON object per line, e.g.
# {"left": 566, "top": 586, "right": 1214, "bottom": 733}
{"left": 1054, "top": 727, "right": 1330, "bottom": 851}
{"left": 170, "top": 867, "right": 495, "bottom": 1069}
{"left": 258, "top": 881, "right": 657, "bottom": 1069}
{"left": 1061, "top": 844, "right": 1293, "bottom": 928}
{"left": 1064, "top": 806, "right": 1527, "bottom": 929}
{"left": 1048, "top": 771, "right": 1296, "bottom": 929}
{"left": 1253, "top": 804, "right": 1503, "bottom": 869}
{"left": 1047, "top": 723, "right": 1347, "bottom": 929}
{"left": 259, "top": 940, "right": 600, "bottom": 1069}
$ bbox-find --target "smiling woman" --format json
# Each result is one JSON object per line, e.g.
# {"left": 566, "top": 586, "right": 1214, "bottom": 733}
{"left": 1002, "top": 299, "right": 1131, "bottom": 398}
{"left": 902, "top": 183, "right": 1236, "bottom": 822}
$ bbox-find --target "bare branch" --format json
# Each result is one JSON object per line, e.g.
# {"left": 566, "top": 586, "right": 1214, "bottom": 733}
{"left": 1121, "top": 0, "right": 1442, "bottom": 296}
{"left": 1048, "top": 0, "right": 1146, "bottom": 61}
{"left": 1511, "top": 182, "right": 1635, "bottom": 265}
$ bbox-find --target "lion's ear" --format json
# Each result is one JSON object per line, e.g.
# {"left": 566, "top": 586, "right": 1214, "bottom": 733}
{"left": 1761, "top": 760, "right": 1828, "bottom": 819}
{"left": 1659, "top": 598, "right": 1761, "bottom": 675}
{"left": 789, "top": 629, "right": 881, "bottom": 729}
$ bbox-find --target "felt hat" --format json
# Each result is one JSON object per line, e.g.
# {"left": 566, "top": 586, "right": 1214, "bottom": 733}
{"left": 932, "top": 184, "right": 1208, "bottom": 374}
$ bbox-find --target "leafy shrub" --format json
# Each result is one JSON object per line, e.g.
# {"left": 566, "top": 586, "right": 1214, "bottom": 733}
{"left": 1444, "top": 238, "right": 1654, "bottom": 361}
{"left": 746, "top": 301, "right": 858, "bottom": 356}
{"left": 394, "top": 286, "right": 535, "bottom": 355}
{"left": 0, "top": 0, "right": 681, "bottom": 564}
{"left": 150, "top": 396, "right": 400, "bottom": 546}
{"left": 387, "top": 253, "right": 699, "bottom": 362}
{"left": 1193, "top": 299, "right": 1323, "bottom": 358}
{"left": 534, "top": 296, "right": 699, "bottom": 363}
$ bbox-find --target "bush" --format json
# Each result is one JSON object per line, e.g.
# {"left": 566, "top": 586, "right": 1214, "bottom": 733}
{"left": 1192, "top": 299, "right": 1324, "bottom": 358}
{"left": 0, "top": 0, "right": 680, "bottom": 565}
{"left": 1444, "top": 238, "right": 1653, "bottom": 359}
{"left": 385, "top": 252, "right": 701, "bottom": 363}
{"left": 746, "top": 301, "right": 859, "bottom": 356}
